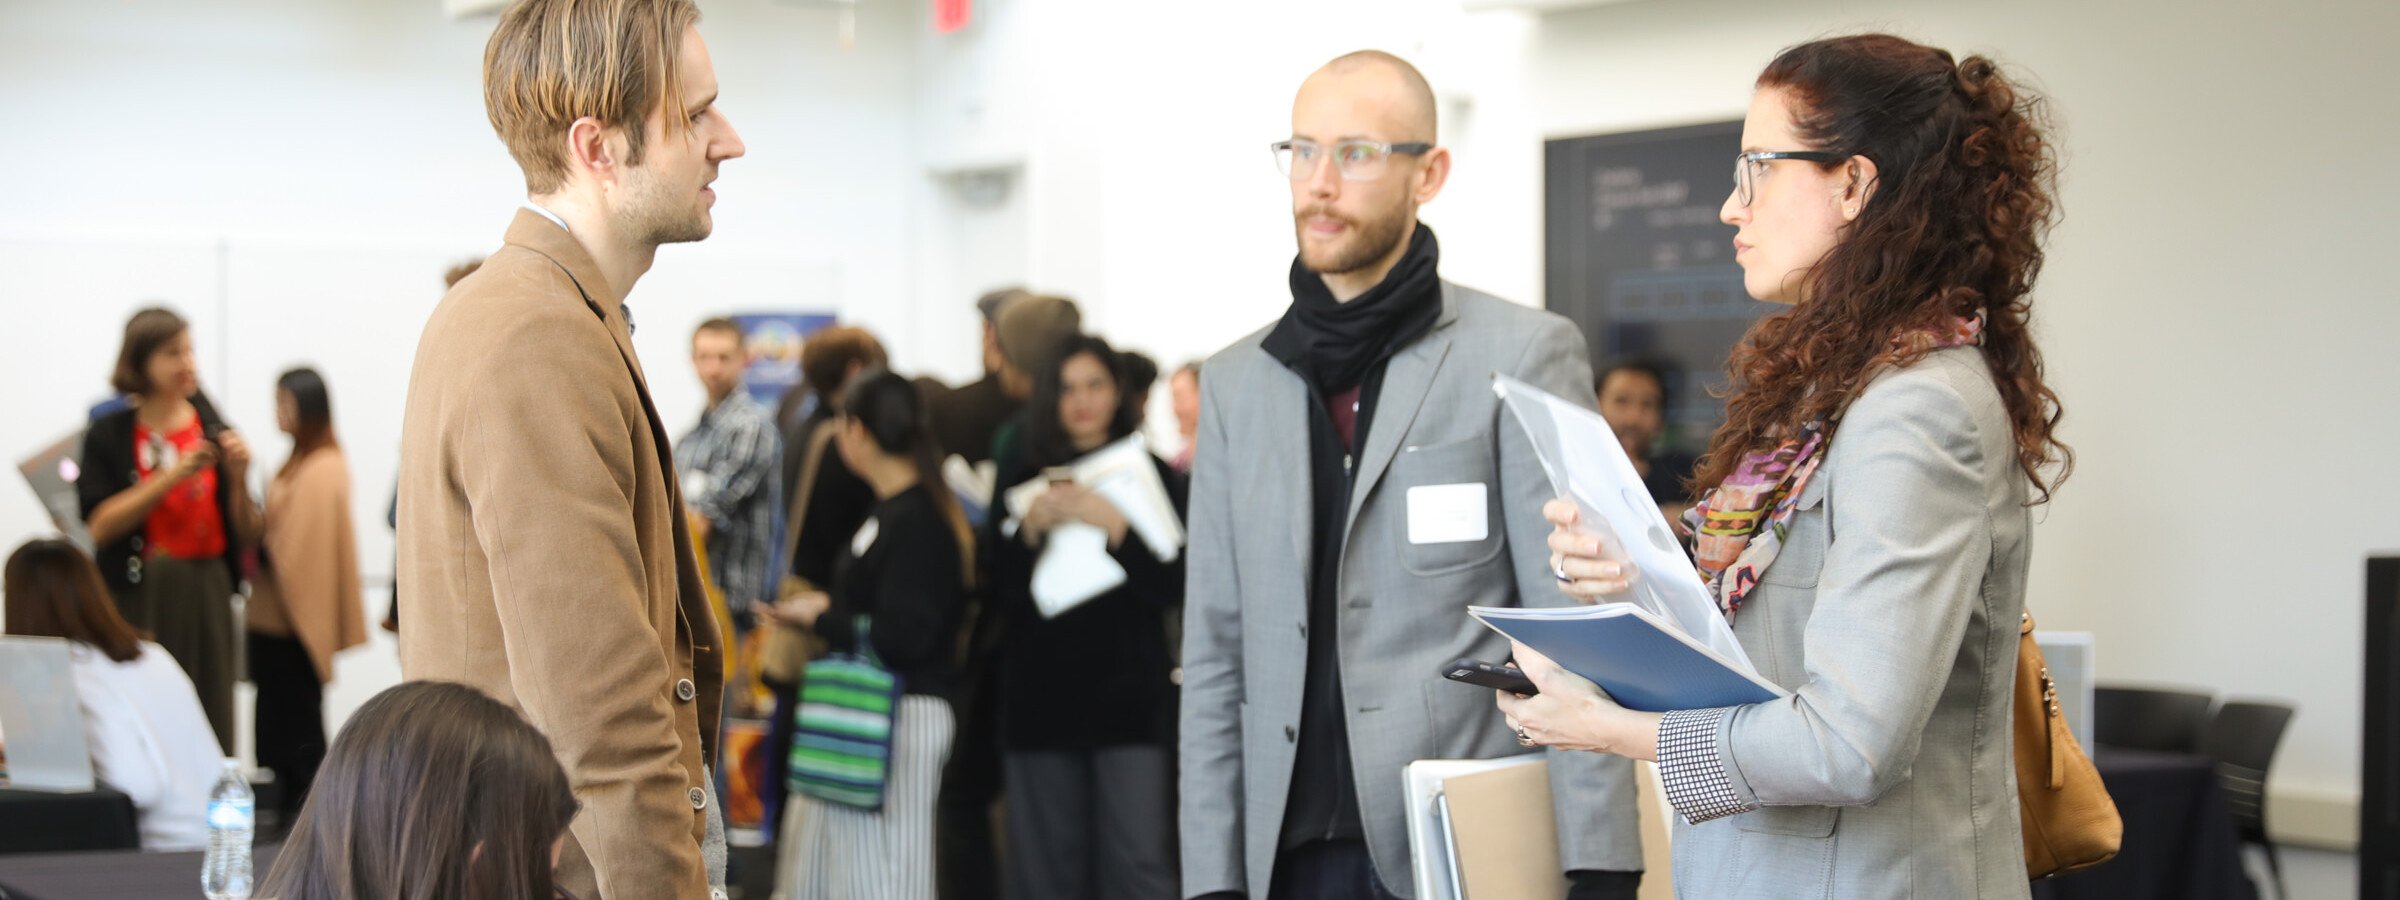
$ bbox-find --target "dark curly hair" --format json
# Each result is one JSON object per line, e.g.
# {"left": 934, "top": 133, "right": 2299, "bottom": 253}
{"left": 1694, "top": 34, "right": 2071, "bottom": 503}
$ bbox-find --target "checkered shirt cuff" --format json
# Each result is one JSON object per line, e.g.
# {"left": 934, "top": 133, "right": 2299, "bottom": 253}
{"left": 1657, "top": 707, "right": 1754, "bottom": 824}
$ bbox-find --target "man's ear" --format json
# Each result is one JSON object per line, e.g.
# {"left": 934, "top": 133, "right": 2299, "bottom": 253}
{"left": 1413, "top": 146, "right": 1453, "bottom": 205}
{"left": 564, "top": 116, "right": 623, "bottom": 184}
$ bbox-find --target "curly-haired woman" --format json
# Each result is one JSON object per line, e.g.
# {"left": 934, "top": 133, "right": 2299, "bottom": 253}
{"left": 1500, "top": 34, "right": 2071, "bottom": 898}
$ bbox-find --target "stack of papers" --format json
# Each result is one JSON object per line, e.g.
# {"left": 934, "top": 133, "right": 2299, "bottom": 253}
{"left": 942, "top": 455, "right": 999, "bottom": 527}
{"left": 1001, "top": 434, "right": 1183, "bottom": 618}
{"left": 1491, "top": 373, "right": 1755, "bottom": 673}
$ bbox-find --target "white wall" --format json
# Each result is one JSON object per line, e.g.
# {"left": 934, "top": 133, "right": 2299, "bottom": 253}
{"left": 905, "top": 0, "right": 1556, "bottom": 373}
{"left": 0, "top": 0, "right": 920, "bottom": 742}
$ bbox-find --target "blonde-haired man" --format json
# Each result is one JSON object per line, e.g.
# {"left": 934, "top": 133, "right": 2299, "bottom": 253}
{"left": 396, "top": 1, "right": 745, "bottom": 898}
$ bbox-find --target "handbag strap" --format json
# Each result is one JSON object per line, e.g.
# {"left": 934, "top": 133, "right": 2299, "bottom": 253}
{"left": 2023, "top": 610, "right": 2066, "bottom": 790}
{"left": 781, "top": 418, "right": 844, "bottom": 573}
{"left": 852, "top": 614, "right": 887, "bottom": 671}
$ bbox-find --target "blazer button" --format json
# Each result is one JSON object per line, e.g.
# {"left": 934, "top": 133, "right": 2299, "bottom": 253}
{"left": 689, "top": 786, "right": 708, "bottom": 810}
{"left": 1284, "top": 725, "right": 1296, "bottom": 743}
{"left": 675, "top": 678, "right": 697, "bottom": 702}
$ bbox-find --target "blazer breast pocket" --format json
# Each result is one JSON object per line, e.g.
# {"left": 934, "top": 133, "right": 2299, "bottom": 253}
{"left": 1392, "top": 436, "right": 1504, "bottom": 576}
{"left": 1758, "top": 475, "right": 1830, "bottom": 589}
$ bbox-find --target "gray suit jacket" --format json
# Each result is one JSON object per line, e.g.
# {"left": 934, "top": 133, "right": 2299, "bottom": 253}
{"left": 1663, "top": 347, "right": 2032, "bottom": 899}
{"left": 1179, "top": 281, "right": 1645, "bottom": 899}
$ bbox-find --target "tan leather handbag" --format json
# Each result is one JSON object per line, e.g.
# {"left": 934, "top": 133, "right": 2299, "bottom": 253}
{"left": 2016, "top": 610, "right": 2123, "bottom": 879}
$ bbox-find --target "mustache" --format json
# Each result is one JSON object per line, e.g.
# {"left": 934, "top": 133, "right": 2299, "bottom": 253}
{"left": 1295, "top": 205, "right": 1356, "bottom": 228}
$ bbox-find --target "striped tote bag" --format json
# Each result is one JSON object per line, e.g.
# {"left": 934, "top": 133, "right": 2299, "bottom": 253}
{"left": 787, "top": 617, "right": 904, "bottom": 810}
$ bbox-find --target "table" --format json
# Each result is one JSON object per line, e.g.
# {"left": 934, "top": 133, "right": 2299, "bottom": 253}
{"left": 0, "top": 785, "right": 138, "bottom": 854}
{"left": 2030, "top": 746, "right": 2259, "bottom": 900}
{"left": 0, "top": 845, "right": 278, "bottom": 900}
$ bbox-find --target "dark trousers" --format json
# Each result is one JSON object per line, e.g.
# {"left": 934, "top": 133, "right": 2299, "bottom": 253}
{"left": 937, "top": 651, "right": 1005, "bottom": 900}
{"left": 762, "top": 677, "right": 799, "bottom": 840}
{"left": 1269, "top": 839, "right": 1401, "bottom": 900}
{"left": 246, "top": 631, "right": 324, "bottom": 829}
{"left": 1002, "top": 745, "right": 1178, "bottom": 900}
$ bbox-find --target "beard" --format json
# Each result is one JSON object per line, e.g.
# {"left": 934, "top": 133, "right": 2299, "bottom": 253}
{"left": 620, "top": 162, "right": 713, "bottom": 246}
{"left": 1294, "top": 198, "right": 1413, "bottom": 275}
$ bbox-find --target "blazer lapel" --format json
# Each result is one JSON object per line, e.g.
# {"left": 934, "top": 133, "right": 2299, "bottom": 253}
{"left": 1343, "top": 286, "right": 1460, "bottom": 534}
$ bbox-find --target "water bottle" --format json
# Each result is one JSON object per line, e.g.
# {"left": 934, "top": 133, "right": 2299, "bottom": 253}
{"left": 203, "top": 758, "right": 254, "bottom": 900}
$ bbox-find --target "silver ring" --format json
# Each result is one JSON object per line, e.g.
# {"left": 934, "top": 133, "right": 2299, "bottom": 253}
{"left": 1514, "top": 727, "right": 1536, "bottom": 746}
{"left": 1552, "top": 556, "right": 1572, "bottom": 583}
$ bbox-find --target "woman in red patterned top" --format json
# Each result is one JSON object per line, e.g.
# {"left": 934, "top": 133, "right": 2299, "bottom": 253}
{"left": 78, "top": 307, "right": 261, "bottom": 753}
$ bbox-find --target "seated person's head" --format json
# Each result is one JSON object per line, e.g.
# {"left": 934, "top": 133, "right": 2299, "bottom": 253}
{"left": 261, "top": 681, "right": 578, "bottom": 900}
{"left": 4, "top": 538, "right": 144, "bottom": 663}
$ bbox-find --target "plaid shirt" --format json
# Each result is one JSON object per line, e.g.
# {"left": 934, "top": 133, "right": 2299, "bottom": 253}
{"left": 675, "top": 390, "right": 782, "bottom": 609}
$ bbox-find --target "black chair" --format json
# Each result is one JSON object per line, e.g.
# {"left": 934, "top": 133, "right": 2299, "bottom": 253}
{"left": 2093, "top": 685, "right": 2215, "bottom": 752}
{"left": 2201, "top": 700, "right": 2296, "bottom": 900}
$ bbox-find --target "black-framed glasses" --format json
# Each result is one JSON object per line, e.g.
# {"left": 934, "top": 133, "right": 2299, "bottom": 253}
{"left": 1272, "top": 138, "right": 1434, "bottom": 181}
{"left": 1733, "top": 150, "right": 1845, "bottom": 207}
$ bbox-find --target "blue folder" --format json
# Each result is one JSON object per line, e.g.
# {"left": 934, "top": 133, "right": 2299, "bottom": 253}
{"left": 1470, "top": 604, "right": 1788, "bottom": 713}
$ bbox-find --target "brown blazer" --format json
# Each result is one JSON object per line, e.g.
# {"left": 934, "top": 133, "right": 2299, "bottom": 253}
{"left": 397, "top": 210, "right": 724, "bottom": 900}
{"left": 247, "top": 446, "right": 366, "bottom": 683}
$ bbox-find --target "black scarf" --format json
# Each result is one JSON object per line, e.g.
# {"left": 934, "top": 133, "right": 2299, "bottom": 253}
{"left": 1262, "top": 221, "right": 1443, "bottom": 393}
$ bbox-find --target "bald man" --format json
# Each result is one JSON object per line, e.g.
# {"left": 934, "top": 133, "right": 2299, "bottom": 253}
{"left": 1177, "top": 52, "right": 1644, "bottom": 900}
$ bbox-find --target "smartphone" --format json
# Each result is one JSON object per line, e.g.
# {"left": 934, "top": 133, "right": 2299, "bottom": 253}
{"left": 1439, "top": 657, "right": 1538, "bottom": 696}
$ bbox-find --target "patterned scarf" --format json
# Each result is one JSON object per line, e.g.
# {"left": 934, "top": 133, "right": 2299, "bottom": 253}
{"left": 1683, "top": 313, "right": 1985, "bottom": 620}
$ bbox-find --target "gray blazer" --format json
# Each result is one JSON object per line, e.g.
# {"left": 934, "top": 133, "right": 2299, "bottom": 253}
{"left": 1661, "top": 346, "right": 2032, "bottom": 899}
{"left": 1179, "top": 281, "right": 1645, "bottom": 899}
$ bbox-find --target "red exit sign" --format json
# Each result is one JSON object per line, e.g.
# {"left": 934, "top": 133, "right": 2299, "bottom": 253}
{"left": 935, "top": 0, "right": 971, "bottom": 33}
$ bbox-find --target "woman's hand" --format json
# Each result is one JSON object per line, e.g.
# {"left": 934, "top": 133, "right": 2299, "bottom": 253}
{"left": 1023, "top": 484, "right": 1130, "bottom": 548}
{"left": 170, "top": 439, "right": 220, "bottom": 483}
{"left": 1495, "top": 641, "right": 1662, "bottom": 761}
{"left": 1049, "top": 484, "right": 1130, "bottom": 547}
{"left": 1543, "top": 499, "right": 1638, "bottom": 603}
{"left": 1022, "top": 490, "right": 1068, "bottom": 545}
{"left": 757, "top": 592, "right": 831, "bottom": 629}
{"left": 215, "top": 429, "right": 251, "bottom": 479}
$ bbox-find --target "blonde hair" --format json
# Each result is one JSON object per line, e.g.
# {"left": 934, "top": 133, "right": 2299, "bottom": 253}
{"left": 483, "top": 0, "right": 701, "bottom": 195}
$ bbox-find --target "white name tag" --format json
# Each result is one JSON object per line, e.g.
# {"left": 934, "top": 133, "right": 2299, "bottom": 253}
{"left": 1406, "top": 483, "right": 1489, "bottom": 545}
{"left": 852, "top": 518, "right": 881, "bottom": 558}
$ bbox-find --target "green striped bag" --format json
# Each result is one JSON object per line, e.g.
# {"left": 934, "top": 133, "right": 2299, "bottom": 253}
{"left": 787, "top": 616, "right": 903, "bottom": 810}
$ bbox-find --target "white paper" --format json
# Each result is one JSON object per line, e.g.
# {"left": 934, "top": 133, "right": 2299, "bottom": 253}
{"left": 1002, "top": 434, "right": 1183, "bottom": 618}
{"left": 1491, "top": 373, "right": 1757, "bottom": 674}
{"left": 1029, "top": 522, "right": 1126, "bottom": 618}
{"left": 1406, "top": 483, "right": 1490, "bottom": 545}
{"left": 1002, "top": 434, "right": 1184, "bottom": 563}
{"left": 943, "top": 455, "right": 999, "bottom": 525}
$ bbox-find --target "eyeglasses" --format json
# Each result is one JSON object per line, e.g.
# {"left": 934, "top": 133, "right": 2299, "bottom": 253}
{"left": 1272, "top": 138, "right": 1434, "bottom": 181}
{"left": 1732, "top": 150, "right": 1845, "bottom": 208}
